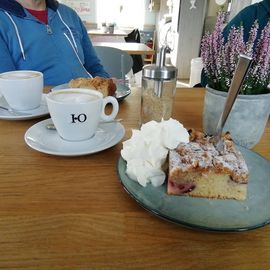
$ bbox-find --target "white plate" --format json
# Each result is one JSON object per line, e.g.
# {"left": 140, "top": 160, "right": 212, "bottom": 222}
{"left": 0, "top": 94, "right": 49, "bottom": 120}
{"left": 51, "top": 83, "right": 131, "bottom": 101}
{"left": 24, "top": 118, "right": 125, "bottom": 156}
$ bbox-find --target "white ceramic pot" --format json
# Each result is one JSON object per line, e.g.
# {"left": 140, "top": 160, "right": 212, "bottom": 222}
{"left": 203, "top": 86, "right": 270, "bottom": 148}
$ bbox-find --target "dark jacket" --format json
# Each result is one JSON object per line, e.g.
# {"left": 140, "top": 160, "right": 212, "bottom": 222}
{"left": 125, "top": 29, "right": 143, "bottom": 74}
{"left": 223, "top": 0, "right": 270, "bottom": 42}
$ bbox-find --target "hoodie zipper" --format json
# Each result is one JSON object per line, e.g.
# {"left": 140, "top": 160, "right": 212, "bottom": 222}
{"left": 46, "top": 24, "right": 53, "bottom": 34}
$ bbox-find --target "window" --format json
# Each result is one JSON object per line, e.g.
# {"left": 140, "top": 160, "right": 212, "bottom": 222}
{"left": 60, "top": 0, "right": 156, "bottom": 29}
{"left": 96, "top": 0, "right": 145, "bottom": 29}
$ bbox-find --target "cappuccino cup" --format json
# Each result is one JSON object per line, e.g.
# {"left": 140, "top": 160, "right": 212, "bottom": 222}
{"left": 0, "top": 70, "right": 43, "bottom": 110}
{"left": 46, "top": 89, "right": 119, "bottom": 141}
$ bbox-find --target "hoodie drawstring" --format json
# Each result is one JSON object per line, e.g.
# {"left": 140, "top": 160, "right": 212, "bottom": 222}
{"left": 57, "top": 10, "right": 92, "bottom": 78}
{"left": 57, "top": 10, "right": 78, "bottom": 52}
{"left": 5, "top": 12, "right": 26, "bottom": 60}
{"left": 63, "top": 32, "right": 92, "bottom": 78}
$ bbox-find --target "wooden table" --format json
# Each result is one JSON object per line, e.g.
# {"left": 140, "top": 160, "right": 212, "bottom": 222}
{"left": 93, "top": 41, "right": 155, "bottom": 55}
{"left": 0, "top": 88, "right": 269, "bottom": 269}
{"left": 89, "top": 30, "right": 128, "bottom": 43}
{"left": 88, "top": 29, "right": 127, "bottom": 36}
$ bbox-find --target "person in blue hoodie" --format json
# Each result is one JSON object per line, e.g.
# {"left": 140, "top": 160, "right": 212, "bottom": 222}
{"left": 201, "top": 0, "right": 270, "bottom": 87}
{"left": 0, "top": 0, "right": 110, "bottom": 85}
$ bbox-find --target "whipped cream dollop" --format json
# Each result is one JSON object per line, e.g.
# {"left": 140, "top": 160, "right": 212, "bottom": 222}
{"left": 121, "top": 118, "right": 189, "bottom": 187}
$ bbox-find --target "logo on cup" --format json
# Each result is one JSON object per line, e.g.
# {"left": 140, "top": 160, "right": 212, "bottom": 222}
{"left": 71, "top": 113, "right": 87, "bottom": 123}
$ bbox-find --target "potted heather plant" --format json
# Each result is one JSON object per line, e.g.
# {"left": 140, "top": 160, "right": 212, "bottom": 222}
{"left": 201, "top": 12, "right": 270, "bottom": 148}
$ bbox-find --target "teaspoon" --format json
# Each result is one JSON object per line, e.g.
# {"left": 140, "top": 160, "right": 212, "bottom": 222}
{"left": 0, "top": 105, "right": 32, "bottom": 116}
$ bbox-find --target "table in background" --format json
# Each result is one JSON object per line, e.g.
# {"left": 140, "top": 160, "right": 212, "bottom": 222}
{"left": 88, "top": 29, "right": 127, "bottom": 36}
{"left": 88, "top": 29, "right": 127, "bottom": 43}
{"left": 0, "top": 88, "right": 269, "bottom": 269}
{"left": 93, "top": 41, "right": 155, "bottom": 56}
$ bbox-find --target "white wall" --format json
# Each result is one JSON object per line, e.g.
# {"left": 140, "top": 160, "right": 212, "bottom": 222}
{"left": 170, "top": 0, "right": 208, "bottom": 79}
{"left": 60, "top": 0, "right": 96, "bottom": 23}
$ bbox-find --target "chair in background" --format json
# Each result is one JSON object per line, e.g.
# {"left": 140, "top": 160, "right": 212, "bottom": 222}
{"left": 93, "top": 46, "right": 133, "bottom": 82}
{"left": 139, "top": 30, "right": 156, "bottom": 65}
{"left": 124, "top": 29, "right": 144, "bottom": 73}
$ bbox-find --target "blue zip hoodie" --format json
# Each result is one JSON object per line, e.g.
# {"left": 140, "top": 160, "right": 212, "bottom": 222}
{"left": 0, "top": 0, "right": 109, "bottom": 85}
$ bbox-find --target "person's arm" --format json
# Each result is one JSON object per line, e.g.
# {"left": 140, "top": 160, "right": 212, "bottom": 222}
{"left": 78, "top": 21, "right": 110, "bottom": 78}
{"left": 0, "top": 35, "right": 16, "bottom": 73}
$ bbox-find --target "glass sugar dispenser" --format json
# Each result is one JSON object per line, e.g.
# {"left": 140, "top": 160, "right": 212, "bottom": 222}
{"left": 141, "top": 45, "right": 177, "bottom": 124}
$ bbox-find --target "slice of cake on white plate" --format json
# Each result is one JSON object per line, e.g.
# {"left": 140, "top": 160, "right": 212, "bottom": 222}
{"left": 168, "top": 129, "right": 249, "bottom": 200}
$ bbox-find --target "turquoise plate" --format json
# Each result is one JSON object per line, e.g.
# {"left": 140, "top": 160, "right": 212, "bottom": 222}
{"left": 117, "top": 146, "right": 270, "bottom": 232}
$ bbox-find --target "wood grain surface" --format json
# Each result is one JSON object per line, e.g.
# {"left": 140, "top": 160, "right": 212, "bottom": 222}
{"left": 0, "top": 87, "right": 269, "bottom": 269}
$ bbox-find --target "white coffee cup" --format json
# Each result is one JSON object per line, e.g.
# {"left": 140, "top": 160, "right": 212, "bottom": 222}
{"left": 0, "top": 70, "right": 43, "bottom": 111}
{"left": 46, "top": 88, "right": 119, "bottom": 141}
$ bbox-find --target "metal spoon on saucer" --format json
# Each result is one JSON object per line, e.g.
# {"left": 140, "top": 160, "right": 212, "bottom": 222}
{"left": 211, "top": 54, "right": 252, "bottom": 151}
{"left": 0, "top": 105, "right": 32, "bottom": 116}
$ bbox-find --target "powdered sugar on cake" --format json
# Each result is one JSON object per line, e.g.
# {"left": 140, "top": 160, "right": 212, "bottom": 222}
{"left": 168, "top": 129, "right": 249, "bottom": 200}
{"left": 170, "top": 141, "right": 218, "bottom": 171}
{"left": 170, "top": 130, "right": 248, "bottom": 184}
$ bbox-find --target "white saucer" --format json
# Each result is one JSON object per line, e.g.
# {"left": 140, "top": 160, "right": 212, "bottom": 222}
{"left": 24, "top": 118, "right": 125, "bottom": 156}
{"left": 52, "top": 83, "right": 131, "bottom": 101}
{"left": 0, "top": 94, "right": 49, "bottom": 120}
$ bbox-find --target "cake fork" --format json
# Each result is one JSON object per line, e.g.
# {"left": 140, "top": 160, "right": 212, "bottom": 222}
{"left": 211, "top": 54, "right": 253, "bottom": 152}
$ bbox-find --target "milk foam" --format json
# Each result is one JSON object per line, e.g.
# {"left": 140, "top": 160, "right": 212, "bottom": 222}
{"left": 52, "top": 91, "right": 99, "bottom": 103}
{"left": 0, "top": 72, "right": 40, "bottom": 80}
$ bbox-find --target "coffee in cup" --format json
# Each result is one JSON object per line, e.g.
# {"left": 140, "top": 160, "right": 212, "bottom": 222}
{"left": 0, "top": 70, "right": 43, "bottom": 111}
{"left": 46, "top": 88, "right": 119, "bottom": 141}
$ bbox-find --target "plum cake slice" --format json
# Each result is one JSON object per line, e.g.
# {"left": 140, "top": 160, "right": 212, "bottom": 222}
{"left": 168, "top": 129, "right": 249, "bottom": 200}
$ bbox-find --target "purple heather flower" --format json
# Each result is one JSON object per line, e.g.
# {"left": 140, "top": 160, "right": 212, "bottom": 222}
{"left": 200, "top": 11, "right": 270, "bottom": 94}
{"left": 244, "top": 20, "right": 259, "bottom": 56}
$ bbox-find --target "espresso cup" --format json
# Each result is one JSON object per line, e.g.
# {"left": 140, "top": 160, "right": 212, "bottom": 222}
{"left": 0, "top": 70, "right": 43, "bottom": 110}
{"left": 46, "top": 88, "right": 119, "bottom": 141}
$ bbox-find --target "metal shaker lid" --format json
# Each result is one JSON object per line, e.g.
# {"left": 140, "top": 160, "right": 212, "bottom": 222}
{"left": 142, "top": 45, "right": 177, "bottom": 80}
{"left": 142, "top": 64, "right": 177, "bottom": 80}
